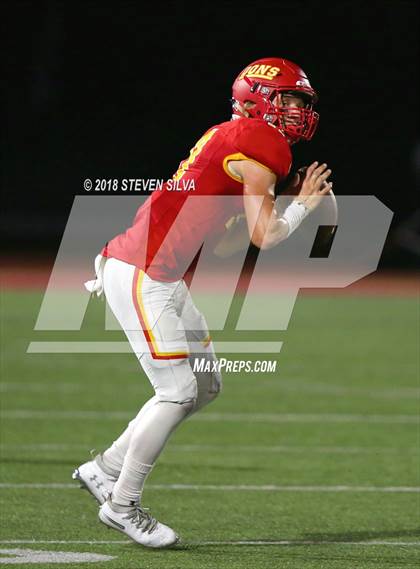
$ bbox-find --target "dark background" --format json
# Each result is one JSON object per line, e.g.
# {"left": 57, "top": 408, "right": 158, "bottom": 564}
{"left": 3, "top": 0, "right": 419, "bottom": 267}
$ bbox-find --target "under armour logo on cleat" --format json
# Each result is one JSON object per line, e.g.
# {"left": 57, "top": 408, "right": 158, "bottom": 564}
{"left": 103, "top": 514, "right": 125, "bottom": 531}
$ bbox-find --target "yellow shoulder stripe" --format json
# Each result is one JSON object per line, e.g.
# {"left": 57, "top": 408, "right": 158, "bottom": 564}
{"left": 222, "top": 152, "right": 274, "bottom": 183}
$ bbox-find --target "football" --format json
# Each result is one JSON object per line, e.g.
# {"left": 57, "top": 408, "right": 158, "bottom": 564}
{"left": 276, "top": 166, "right": 338, "bottom": 256}
{"left": 275, "top": 166, "right": 308, "bottom": 196}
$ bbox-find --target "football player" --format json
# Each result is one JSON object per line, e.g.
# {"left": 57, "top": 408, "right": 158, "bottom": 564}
{"left": 73, "top": 57, "right": 332, "bottom": 548}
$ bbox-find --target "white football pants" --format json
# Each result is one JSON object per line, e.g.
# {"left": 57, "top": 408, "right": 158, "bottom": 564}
{"left": 99, "top": 257, "right": 222, "bottom": 501}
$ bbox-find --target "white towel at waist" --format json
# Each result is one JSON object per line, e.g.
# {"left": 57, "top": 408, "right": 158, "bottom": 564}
{"left": 84, "top": 254, "right": 107, "bottom": 297}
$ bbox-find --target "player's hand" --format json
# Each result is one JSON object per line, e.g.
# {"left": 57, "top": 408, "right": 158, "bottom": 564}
{"left": 295, "top": 161, "right": 333, "bottom": 212}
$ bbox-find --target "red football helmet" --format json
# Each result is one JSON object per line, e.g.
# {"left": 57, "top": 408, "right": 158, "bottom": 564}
{"left": 232, "top": 57, "right": 319, "bottom": 144}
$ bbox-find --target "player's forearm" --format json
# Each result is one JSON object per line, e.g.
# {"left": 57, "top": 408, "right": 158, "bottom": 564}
{"left": 259, "top": 216, "right": 289, "bottom": 249}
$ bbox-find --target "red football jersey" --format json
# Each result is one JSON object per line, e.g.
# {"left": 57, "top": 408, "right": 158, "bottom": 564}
{"left": 103, "top": 118, "right": 292, "bottom": 281}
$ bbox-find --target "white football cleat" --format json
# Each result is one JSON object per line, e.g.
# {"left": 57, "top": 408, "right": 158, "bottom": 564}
{"left": 72, "top": 456, "right": 117, "bottom": 505}
{"left": 98, "top": 498, "right": 179, "bottom": 548}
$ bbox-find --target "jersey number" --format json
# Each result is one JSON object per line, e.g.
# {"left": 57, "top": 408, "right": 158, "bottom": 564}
{"left": 173, "top": 128, "right": 218, "bottom": 181}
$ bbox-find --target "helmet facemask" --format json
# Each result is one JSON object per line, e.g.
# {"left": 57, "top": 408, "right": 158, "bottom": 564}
{"left": 266, "top": 90, "right": 319, "bottom": 144}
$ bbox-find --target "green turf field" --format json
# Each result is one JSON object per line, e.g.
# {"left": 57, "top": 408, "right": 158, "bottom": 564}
{"left": 1, "top": 289, "right": 419, "bottom": 568}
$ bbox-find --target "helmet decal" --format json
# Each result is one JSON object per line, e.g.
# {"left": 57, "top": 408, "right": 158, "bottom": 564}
{"left": 238, "top": 65, "right": 282, "bottom": 81}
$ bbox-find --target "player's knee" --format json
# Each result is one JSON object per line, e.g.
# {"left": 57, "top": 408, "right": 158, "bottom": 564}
{"left": 207, "top": 370, "right": 222, "bottom": 400}
{"left": 141, "top": 355, "right": 198, "bottom": 405}
{"left": 168, "top": 371, "right": 198, "bottom": 406}
{"left": 193, "top": 370, "right": 222, "bottom": 412}
{"left": 197, "top": 387, "right": 219, "bottom": 411}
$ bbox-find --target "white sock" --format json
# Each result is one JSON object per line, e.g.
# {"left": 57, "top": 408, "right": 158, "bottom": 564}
{"left": 111, "top": 400, "right": 193, "bottom": 507}
{"left": 111, "top": 457, "right": 153, "bottom": 508}
{"left": 102, "top": 395, "right": 159, "bottom": 473}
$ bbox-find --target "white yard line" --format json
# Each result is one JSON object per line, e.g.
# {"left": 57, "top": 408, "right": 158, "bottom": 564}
{"left": 268, "top": 380, "right": 420, "bottom": 400}
{"left": 2, "top": 379, "right": 418, "bottom": 399}
{"left": 1, "top": 443, "right": 418, "bottom": 455}
{"left": 0, "top": 444, "right": 89, "bottom": 451}
{"left": 0, "top": 483, "right": 418, "bottom": 493}
{"left": 0, "top": 539, "right": 419, "bottom": 547}
{"left": 1, "top": 410, "right": 418, "bottom": 424}
{"left": 0, "top": 383, "right": 80, "bottom": 394}
{"left": 0, "top": 410, "right": 130, "bottom": 420}
{"left": 169, "top": 444, "right": 420, "bottom": 454}
{"left": 192, "top": 412, "right": 420, "bottom": 425}
{"left": 198, "top": 540, "right": 420, "bottom": 547}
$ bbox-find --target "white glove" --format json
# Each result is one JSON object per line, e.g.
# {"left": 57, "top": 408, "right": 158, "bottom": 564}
{"left": 84, "top": 254, "right": 107, "bottom": 297}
